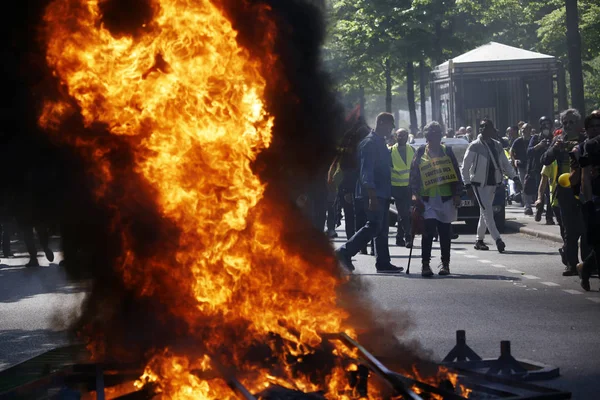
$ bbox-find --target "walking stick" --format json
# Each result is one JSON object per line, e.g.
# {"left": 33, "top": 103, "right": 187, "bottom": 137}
{"left": 406, "top": 206, "right": 416, "bottom": 274}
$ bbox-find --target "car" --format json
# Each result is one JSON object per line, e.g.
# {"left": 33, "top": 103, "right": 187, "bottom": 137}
{"left": 389, "top": 137, "right": 507, "bottom": 232}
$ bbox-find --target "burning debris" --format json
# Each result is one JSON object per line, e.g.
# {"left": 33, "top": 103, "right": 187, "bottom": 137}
{"left": 33, "top": 0, "right": 463, "bottom": 397}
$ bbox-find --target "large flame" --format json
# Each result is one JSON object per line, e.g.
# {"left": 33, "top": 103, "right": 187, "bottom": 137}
{"left": 41, "top": 0, "right": 359, "bottom": 397}
{"left": 40, "top": 0, "right": 467, "bottom": 398}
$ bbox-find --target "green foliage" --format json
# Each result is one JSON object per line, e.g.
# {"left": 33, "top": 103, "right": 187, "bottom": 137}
{"left": 325, "top": 0, "right": 600, "bottom": 113}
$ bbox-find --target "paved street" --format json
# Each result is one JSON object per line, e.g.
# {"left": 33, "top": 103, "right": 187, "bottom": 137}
{"left": 334, "top": 204, "right": 600, "bottom": 398}
{"left": 1, "top": 207, "right": 599, "bottom": 398}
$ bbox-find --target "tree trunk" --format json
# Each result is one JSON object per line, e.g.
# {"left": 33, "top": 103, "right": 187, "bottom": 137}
{"left": 385, "top": 58, "right": 392, "bottom": 113}
{"left": 565, "top": 0, "right": 585, "bottom": 114}
{"left": 434, "top": 20, "right": 443, "bottom": 66}
{"left": 419, "top": 59, "right": 427, "bottom": 130}
{"left": 359, "top": 85, "right": 365, "bottom": 117}
{"left": 406, "top": 62, "right": 418, "bottom": 135}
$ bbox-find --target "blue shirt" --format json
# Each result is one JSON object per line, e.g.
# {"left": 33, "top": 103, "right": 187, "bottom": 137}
{"left": 356, "top": 131, "right": 392, "bottom": 199}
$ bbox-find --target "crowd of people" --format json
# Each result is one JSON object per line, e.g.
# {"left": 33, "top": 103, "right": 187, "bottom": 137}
{"left": 325, "top": 108, "right": 600, "bottom": 289}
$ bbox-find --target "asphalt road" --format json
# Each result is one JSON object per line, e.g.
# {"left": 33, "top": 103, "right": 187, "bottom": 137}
{"left": 1, "top": 214, "right": 599, "bottom": 398}
{"left": 332, "top": 213, "right": 600, "bottom": 399}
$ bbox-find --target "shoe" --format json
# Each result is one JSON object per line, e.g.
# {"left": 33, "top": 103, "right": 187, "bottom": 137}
{"left": 545, "top": 219, "right": 556, "bottom": 225}
{"left": 534, "top": 205, "right": 543, "bottom": 222}
{"left": 524, "top": 208, "right": 534, "bottom": 216}
{"left": 496, "top": 239, "right": 506, "bottom": 253}
{"left": 451, "top": 233, "right": 459, "bottom": 240}
{"left": 474, "top": 240, "right": 489, "bottom": 251}
{"left": 44, "top": 248, "right": 55, "bottom": 263}
{"left": 327, "top": 230, "right": 338, "bottom": 238}
{"left": 577, "top": 262, "right": 591, "bottom": 291}
{"left": 562, "top": 266, "right": 578, "bottom": 276}
{"left": 370, "top": 249, "right": 375, "bottom": 256}
{"left": 405, "top": 241, "right": 412, "bottom": 249}
{"left": 395, "top": 237, "right": 406, "bottom": 247}
{"left": 376, "top": 264, "right": 404, "bottom": 274}
{"left": 360, "top": 248, "right": 368, "bottom": 255}
{"left": 558, "top": 248, "right": 567, "bottom": 266}
{"left": 334, "top": 248, "right": 355, "bottom": 273}
{"left": 433, "top": 236, "right": 438, "bottom": 242}
{"left": 421, "top": 264, "right": 434, "bottom": 277}
{"left": 26, "top": 258, "right": 40, "bottom": 267}
{"left": 3, "top": 251, "right": 13, "bottom": 258}
{"left": 438, "top": 263, "right": 450, "bottom": 276}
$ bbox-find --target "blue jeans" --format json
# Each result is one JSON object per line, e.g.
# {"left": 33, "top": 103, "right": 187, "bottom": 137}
{"left": 341, "top": 197, "right": 390, "bottom": 267}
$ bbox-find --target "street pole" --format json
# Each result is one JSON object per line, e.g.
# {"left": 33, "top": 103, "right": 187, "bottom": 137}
{"left": 565, "top": 0, "right": 586, "bottom": 115}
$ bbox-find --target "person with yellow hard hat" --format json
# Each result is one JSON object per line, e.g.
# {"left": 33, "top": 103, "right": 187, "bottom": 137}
{"left": 390, "top": 128, "right": 414, "bottom": 248}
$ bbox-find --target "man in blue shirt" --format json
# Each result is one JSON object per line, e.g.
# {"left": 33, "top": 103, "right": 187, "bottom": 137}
{"left": 335, "top": 113, "right": 403, "bottom": 274}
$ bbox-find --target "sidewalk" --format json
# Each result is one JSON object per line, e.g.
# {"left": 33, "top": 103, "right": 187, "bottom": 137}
{"left": 504, "top": 204, "right": 563, "bottom": 243}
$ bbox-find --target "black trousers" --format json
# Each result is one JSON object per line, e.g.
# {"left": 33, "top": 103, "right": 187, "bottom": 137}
{"left": 422, "top": 219, "right": 451, "bottom": 266}
{"left": 391, "top": 186, "right": 412, "bottom": 241}
{"left": 0, "top": 223, "right": 13, "bottom": 255}
{"left": 556, "top": 186, "right": 590, "bottom": 268}
{"left": 340, "top": 190, "right": 356, "bottom": 239}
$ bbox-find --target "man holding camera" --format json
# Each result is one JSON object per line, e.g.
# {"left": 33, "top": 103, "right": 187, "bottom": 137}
{"left": 541, "top": 109, "right": 589, "bottom": 276}
{"left": 528, "top": 116, "right": 556, "bottom": 224}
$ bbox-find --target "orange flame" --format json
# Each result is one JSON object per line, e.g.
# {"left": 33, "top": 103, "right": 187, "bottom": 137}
{"left": 40, "top": 0, "right": 470, "bottom": 398}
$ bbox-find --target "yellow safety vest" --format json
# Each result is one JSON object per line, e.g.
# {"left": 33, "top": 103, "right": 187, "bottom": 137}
{"left": 419, "top": 145, "right": 458, "bottom": 197}
{"left": 542, "top": 161, "right": 559, "bottom": 207}
{"left": 391, "top": 144, "right": 414, "bottom": 187}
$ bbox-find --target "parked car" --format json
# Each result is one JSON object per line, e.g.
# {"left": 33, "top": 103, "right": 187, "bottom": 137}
{"left": 389, "top": 137, "right": 507, "bottom": 232}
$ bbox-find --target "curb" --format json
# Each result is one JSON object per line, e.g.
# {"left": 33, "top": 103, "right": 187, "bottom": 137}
{"left": 505, "top": 220, "right": 563, "bottom": 244}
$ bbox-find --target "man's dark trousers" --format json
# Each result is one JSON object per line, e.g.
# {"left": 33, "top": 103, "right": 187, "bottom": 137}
{"left": 340, "top": 197, "right": 390, "bottom": 267}
{"left": 557, "top": 186, "right": 590, "bottom": 268}
{"left": 391, "top": 186, "right": 411, "bottom": 241}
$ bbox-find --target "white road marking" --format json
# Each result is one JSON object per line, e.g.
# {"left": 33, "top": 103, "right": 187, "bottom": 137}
{"left": 562, "top": 289, "right": 583, "bottom": 295}
{"left": 477, "top": 259, "right": 492, "bottom": 263}
{"left": 586, "top": 297, "right": 600, "bottom": 304}
{"left": 492, "top": 264, "right": 507, "bottom": 268}
{"left": 522, "top": 275, "right": 540, "bottom": 280}
{"left": 453, "top": 251, "right": 466, "bottom": 254}
{"left": 464, "top": 255, "right": 478, "bottom": 259}
{"left": 507, "top": 269, "right": 525, "bottom": 274}
{"left": 541, "top": 282, "right": 560, "bottom": 287}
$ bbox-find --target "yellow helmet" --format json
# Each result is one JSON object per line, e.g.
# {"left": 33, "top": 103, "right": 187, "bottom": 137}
{"left": 558, "top": 173, "right": 571, "bottom": 188}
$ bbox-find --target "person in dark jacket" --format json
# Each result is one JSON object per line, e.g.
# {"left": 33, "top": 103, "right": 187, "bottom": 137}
{"left": 335, "top": 113, "right": 403, "bottom": 274}
{"left": 541, "top": 109, "right": 590, "bottom": 276}
{"left": 528, "top": 116, "right": 555, "bottom": 224}
{"left": 410, "top": 122, "right": 463, "bottom": 276}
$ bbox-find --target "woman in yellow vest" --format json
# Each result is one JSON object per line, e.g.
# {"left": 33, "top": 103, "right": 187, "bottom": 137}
{"left": 410, "top": 122, "right": 464, "bottom": 277}
{"left": 390, "top": 128, "right": 415, "bottom": 247}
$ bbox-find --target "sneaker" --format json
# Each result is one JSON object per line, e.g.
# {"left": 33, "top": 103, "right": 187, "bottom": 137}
{"left": 44, "top": 248, "right": 55, "bottom": 263}
{"left": 405, "top": 241, "right": 413, "bottom": 249}
{"left": 3, "top": 251, "right": 13, "bottom": 258}
{"left": 545, "top": 219, "right": 556, "bottom": 225}
{"left": 438, "top": 263, "right": 450, "bottom": 276}
{"left": 558, "top": 248, "right": 567, "bottom": 266}
{"left": 562, "top": 266, "right": 578, "bottom": 276}
{"left": 496, "top": 239, "right": 506, "bottom": 253}
{"left": 395, "top": 237, "right": 406, "bottom": 247}
{"left": 451, "top": 233, "right": 459, "bottom": 240}
{"left": 26, "top": 258, "right": 40, "bottom": 267}
{"left": 474, "top": 240, "right": 489, "bottom": 251}
{"left": 577, "top": 262, "right": 591, "bottom": 291}
{"left": 327, "top": 230, "right": 338, "bottom": 238}
{"left": 334, "top": 248, "right": 355, "bottom": 273}
{"left": 524, "top": 208, "right": 534, "bottom": 216}
{"left": 376, "top": 264, "right": 404, "bottom": 274}
{"left": 421, "top": 264, "right": 434, "bottom": 277}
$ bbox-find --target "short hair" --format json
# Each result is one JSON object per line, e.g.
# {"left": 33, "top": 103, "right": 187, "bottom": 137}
{"left": 481, "top": 118, "right": 494, "bottom": 128}
{"left": 396, "top": 128, "right": 409, "bottom": 136}
{"left": 518, "top": 121, "right": 525, "bottom": 129}
{"left": 376, "top": 112, "right": 394, "bottom": 127}
{"left": 584, "top": 113, "right": 600, "bottom": 129}
{"left": 560, "top": 108, "right": 581, "bottom": 122}
{"left": 424, "top": 121, "right": 443, "bottom": 141}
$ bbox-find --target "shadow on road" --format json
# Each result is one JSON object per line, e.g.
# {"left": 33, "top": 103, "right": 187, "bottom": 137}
{"left": 0, "top": 264, "right": 84, "bottom": 303}
{"left": 0, "top": 329, "right": 70, "bottom": 371}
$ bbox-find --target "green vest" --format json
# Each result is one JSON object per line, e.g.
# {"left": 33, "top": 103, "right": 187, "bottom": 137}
{"left": 391, "top": 144, "right": 414, "bottom": 187}
{"left": 418, "top": 145, "right": 456, "bottom": 197}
